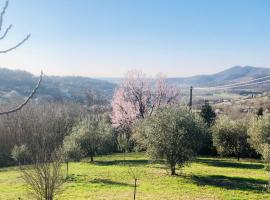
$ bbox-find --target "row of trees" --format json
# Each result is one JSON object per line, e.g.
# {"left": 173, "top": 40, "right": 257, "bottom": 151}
{"left": 201, "top": 101, "right": 270, "bottom": 174}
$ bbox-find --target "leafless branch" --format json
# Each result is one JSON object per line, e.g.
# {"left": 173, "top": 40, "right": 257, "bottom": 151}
{"left": 0, "top": 33, "right": 31, "bottom": 53}
{"left": 0, "top": 24, "right": 12, "bottom": 40}
{"left": 0, "top": 0, "right": 31, "bottom": 53}
{"left": 0, "top": 71, "right": 43, "bottom": 116}
{"left": 0, "top": 0, "right": 8, "bottom": 31}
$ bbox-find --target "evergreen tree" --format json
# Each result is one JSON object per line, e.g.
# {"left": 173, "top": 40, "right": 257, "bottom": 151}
{"left": 200, "top": 101, "right": 216, "bottom": 127}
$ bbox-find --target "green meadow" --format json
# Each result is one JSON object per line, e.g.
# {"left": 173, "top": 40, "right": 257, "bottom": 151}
{"left": 0, "top": 152, "right": 269, "bottom": 200}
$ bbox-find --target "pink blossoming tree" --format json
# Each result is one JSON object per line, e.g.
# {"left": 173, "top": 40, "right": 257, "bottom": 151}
{"left": 111, "top": 70, "right": 180, "bottom": 151}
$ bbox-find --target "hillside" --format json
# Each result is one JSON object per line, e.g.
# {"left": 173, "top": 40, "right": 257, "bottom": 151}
{"left": 0, "top": 68, "right": 117, "bottom": 104}
{"left": 1, "top": 66, "right": 270, "bottom": 105}
{"left": 167, "top": 66, "right": 270, "bottom": 87}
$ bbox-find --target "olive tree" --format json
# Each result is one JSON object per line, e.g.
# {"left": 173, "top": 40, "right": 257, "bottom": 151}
{"left": 248, "top": 115, "right": 270, "bottom": 189}
{"left": 69, "top": 113, "right": 114, "bottom": 162}
{"left": 248, "top": 115, "right": 270, "bottom": 169}
{"left": 212, "top": 116, "right": 250, "bottom": 160}
{"left": 136, "top": 106, "right": 206, "bottom": 175}
{"left": 11, "top": 144, "right": 30, "bottom": 165}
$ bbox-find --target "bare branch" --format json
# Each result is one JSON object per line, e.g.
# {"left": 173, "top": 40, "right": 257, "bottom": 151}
{"left": 0, "top": 71, "right": 43, "bottom": 116}
{"left": 0, "top": 33, "right": 31, "bottom": 53}
{"left": 0, "top": 0, "right": 8, "bottom": 31}
{"left": 0, "top": 0, "right": 31, "bottom": 53}
{"left": 0, "top": 24, "right": 12, "bottom": 40}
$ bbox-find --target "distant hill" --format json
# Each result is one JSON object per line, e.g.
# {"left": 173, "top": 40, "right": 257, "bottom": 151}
{"left": 0, "top": 68, "right": 117, "bottom": 104}
{"left": 1, "top": 66, "right": 270, "bottom": 105}
{"left": 167, "top": 66, "right": 270, "bottom": 87}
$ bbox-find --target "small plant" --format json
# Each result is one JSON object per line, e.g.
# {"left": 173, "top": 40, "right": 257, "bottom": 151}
{"left": 128, "top": 167, "right": 141, "bottom": 200}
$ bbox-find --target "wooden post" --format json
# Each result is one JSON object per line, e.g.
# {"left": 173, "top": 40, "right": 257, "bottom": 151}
{"left": 189, "top": 86, "right": 193, "bottom": 110}
{"left": 133, "top": 178, "right": 137, "bottom": 200}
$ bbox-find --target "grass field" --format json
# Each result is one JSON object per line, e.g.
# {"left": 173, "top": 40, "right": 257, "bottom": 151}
{"left": 0, "top": 152, "right": 269, "bottom": 200}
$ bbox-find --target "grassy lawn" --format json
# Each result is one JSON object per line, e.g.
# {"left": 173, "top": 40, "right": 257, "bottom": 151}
{"left": 0, "top": 152, "right": 269, "bottom": 200}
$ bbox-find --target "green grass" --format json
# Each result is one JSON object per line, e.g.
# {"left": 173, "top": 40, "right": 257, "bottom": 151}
{"left": 0, "top": 153, "right": 269, "bottom": 200}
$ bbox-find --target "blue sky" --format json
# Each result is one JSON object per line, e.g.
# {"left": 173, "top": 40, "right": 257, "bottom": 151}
{"left": 0, "top": 0, "right": 269, "bottom": 77}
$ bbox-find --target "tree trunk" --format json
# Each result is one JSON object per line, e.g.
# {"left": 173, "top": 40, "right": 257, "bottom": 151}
{"left": 66, "top": 161, "right": 69, "bottom": 178}
{"left": 90, "top": 154, "right": 94, "bottom": 162}
{"left": 236, "top": 148, "right": 240, "bottom": 161}
{"left": 171, "top": 164, "right": 176, "bottom": 175}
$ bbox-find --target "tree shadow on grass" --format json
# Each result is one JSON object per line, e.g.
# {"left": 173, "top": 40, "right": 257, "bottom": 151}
{"left": 93, "top": 159, "right": 148, "bottom": 166}
{"left": 89, "top": 178, "right": 132, "bottom": 187}
{"left": 196, "top": 158, "right": 264, "bottom": 169}
{"left": 0, "top": 168, "right": 9, "bottom": 172}
{"left": 190, "top": 174, "right": 267, "bottom": 192}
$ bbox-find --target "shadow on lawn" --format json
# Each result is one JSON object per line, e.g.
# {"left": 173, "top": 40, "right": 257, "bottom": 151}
{"left": 90, "top": 178, "right": 132, "bottom": 187}
{"left": 190, "top": 174, "right": 267, "bottom": 192}
{"left": 94, "top": 159, "right": 148, "bottom": 166}
{"left": 197, "top": 158, "right": 264, "bottom": 169}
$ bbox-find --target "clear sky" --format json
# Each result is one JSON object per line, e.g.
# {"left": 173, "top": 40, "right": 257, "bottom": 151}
{"left": 0, "top": 0, "right": 269, "bottom": 77}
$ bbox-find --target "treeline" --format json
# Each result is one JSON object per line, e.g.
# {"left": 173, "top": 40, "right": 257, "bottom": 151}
{"left": 0, "top": 103, "right": 80, "bottom": 166}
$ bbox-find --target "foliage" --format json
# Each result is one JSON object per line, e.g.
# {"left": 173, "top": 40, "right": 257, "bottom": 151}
{"left": 136, "top": 106, "right": 206, "bottom": 175}
{"left": 68, "top": 114, "right": 114, "bottom": 162}
{"left": 200, "top": 101, "right": 216, "bottom": 127}
{"left": 111, "top": 70, "right": 180, "bottom": 151}
{"left": 248, "top": 115, "right": 270, "bottom": 170}
{"left": 63, "top": 135, "right": 84, "bottom": 163}
{"left": 199, "top": 101, "right": 217, "bottom": 155}
{"left": 11, "top": 144, "right": 30, "bottom": 164}
{"left": 212, "top": 116, "right": 251, "bottom": 160}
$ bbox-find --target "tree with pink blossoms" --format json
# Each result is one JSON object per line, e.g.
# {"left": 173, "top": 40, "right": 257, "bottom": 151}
{"left": 111, "top": 70, "right": 180, "bottom": 151}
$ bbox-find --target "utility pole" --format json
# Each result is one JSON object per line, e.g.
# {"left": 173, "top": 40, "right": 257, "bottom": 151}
{"left": 189, "top": 86, "right": 193, "bottom": 110}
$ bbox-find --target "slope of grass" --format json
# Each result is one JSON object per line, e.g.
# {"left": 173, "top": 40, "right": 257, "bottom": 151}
{"left": 0, "top": 153, "right": 269, "bottom": 200}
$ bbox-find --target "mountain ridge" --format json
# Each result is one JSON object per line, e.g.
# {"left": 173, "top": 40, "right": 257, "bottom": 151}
{"left": 1, "top": 66, "right": 270, "bottom": 104}
{"left": 166, "top": 66, "right": 270, "bottom": 87}
{"left": 0, "top": 68, "right": 117, "bottom": 104}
